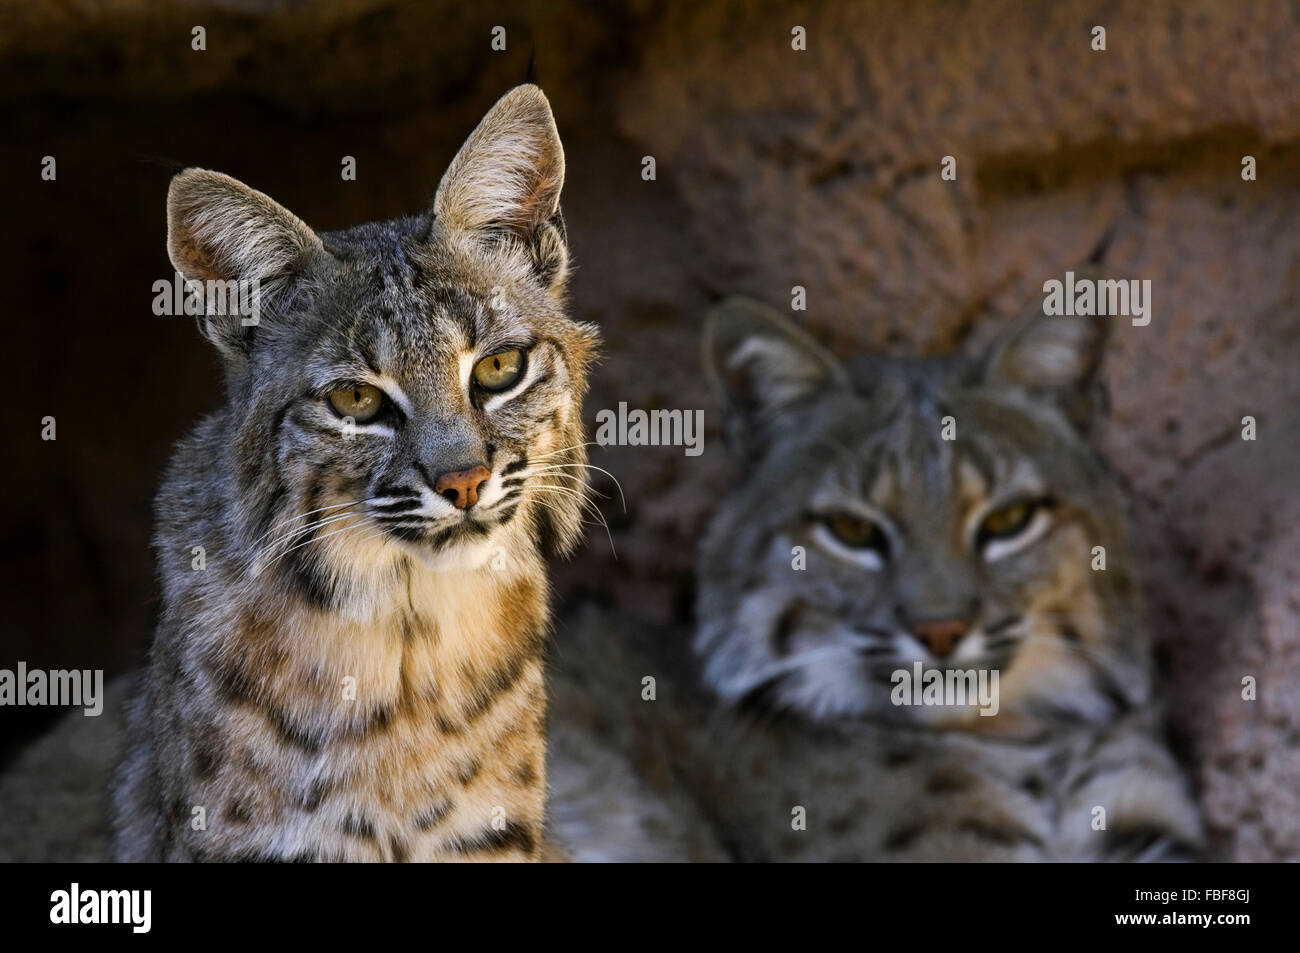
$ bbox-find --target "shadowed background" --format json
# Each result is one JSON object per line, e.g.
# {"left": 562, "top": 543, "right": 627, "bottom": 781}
{"left": 1, "top": 0, "right": 1297, "bottom": 860}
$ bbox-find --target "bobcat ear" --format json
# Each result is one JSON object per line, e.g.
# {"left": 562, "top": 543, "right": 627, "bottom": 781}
{"left": 434, "top": 84, "right": 568, "bottom": 295}
{"left": 980, "top": 281, "right": 1111, "bottom": 430}
{"left": 167, "top": 169, "right": 322, "bottom": 360}
{"left": 703, "top": 296, "right": 850, "bottom": 453}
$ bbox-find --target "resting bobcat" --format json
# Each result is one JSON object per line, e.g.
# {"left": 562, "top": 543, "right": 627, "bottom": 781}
{"left": 546, "top": 295, "right": 1204, "bottom": 861}
{"left": 100, "top": 84, "right": 596, "bottom": 862}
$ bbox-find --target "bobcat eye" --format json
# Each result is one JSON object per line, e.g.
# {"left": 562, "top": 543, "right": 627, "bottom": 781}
{"left": 328, "top": 384, "right": 384, "bottom": 423}
{"left": 978, "top": 500, "right": 1037, "bottom": 542}
{"left": 824, "top": 513, "right": 889, "bottom": 556}
{"left": 472, "top": 349, "right": 525, "bottom": 392}
{"left": 976, "top": 498, "right": 1056, "bottom": 563}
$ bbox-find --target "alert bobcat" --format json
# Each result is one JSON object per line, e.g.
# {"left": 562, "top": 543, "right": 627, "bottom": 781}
{"left": 103, "top": 84, "right": 598, "bottom": 862}
{"left": 546, "top": 295, "right": 1204, "bottom": 862}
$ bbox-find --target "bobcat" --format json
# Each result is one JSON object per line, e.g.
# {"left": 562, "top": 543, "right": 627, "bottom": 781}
{"left": 95, "top": 84, "right": 599, "bottom": 862}
{"left": 546, "top": 295, "right": 1204, "bottom": 861}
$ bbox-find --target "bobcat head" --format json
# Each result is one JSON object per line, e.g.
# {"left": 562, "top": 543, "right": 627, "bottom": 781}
{"left": 163, "top": 86, "right": 598, "bottom": 610}
{"left": 696, "top": 296, "right": 1148, "bottom": 729}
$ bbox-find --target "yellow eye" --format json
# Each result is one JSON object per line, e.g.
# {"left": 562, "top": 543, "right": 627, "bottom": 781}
{"left": 472, "top": 349, "right": 525, "bottom": 392}
{"left": 980, "top": 500, "right": 1036, "bottom": 540}
{"left": 825, "top": 513, "right": 888, "bottom": 553}
{"left": 328, "top": 384, "right": 384, "bottom": 423}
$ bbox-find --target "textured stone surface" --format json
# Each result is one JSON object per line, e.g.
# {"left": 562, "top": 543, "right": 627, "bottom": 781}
{"left": 1, "top": 0, "right": 1296, "bottom": 859}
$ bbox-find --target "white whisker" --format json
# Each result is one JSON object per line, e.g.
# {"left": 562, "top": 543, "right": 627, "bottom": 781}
{"left": 262, "top": 518, "right": 374, "bottom": 571}
{"left": 526, "top": 492, "right": 617, "bottom": 559}
{"left": 528, "top": 441, "right": 597, "bottom": 461}
{"left": 250, "top": 497, "right": 373, "bottom": 547}
{"left": 526, "top": 463, "right": 627, "bottom": 512}
{"left": 258, "top": 511, "right": 368, "bottom": 557}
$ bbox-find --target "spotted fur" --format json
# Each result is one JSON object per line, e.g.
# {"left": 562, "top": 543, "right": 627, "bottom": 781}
{"left": 111, "top": 85, "right": 599, "bottom": 862}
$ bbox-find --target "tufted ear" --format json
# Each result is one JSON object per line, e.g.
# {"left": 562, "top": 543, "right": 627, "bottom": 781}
{"left": 979, "top": 279, "right": 1111, "bottom": 431}
{"left": 166, "top": 168, "right": 323, "bottom": 361}
{"left": 434, "top": 84, "right": 569, "bottom": 296}
{"left": 703, "top": 296, "right": 850, "bottom": 454}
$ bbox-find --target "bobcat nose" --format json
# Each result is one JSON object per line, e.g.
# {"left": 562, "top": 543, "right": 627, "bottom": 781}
{"left": 910, "top": 617, "right": 970, "bottom": 658}
{"left": 434, "top": 465, "right": 490, "bottom": 510}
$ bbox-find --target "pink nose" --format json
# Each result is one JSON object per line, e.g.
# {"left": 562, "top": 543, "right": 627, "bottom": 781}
{"left": 911, "top": 618, "right": 970, "bottom": 657}
{"left": 434, "top": 466, "right": 490, "bottom": 509}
